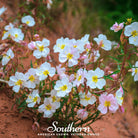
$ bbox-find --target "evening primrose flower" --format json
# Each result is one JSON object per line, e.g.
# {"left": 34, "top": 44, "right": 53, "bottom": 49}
{"left": 36, "top": 62, "right": 55, "bottom": 81}
{"left": 2, "top": 48, "right": 14, "bottom": 66}
{"left": 54, "top": 78, "right": 72, "bottom": 97}
{"left": 97, "top": 93, "right": 119, "bottom": 114}
{"left": 28, "top": 41, "right": 36, "bottom": 50}
{"left": 24, "top": 68, "right": 39, "bottom": 89}
{"left": 79, "top": 91, "right": 96, "bottom": 106}
{"left": 26, "top": 89, "right": 41, "bottom": 107}
{"left": 132, "top": 61, "right": 138, "bottom": 81}
{"left": 4, "top": 23, "right": 14, "bottom": 31}
{"left": 21, "top": 15, "right": 35, "bottom": 27}
{"left": 10, "top": 28, "right": 24, "bottom": 42}
{"left": 73, "top": 68, "right": 87, "bottom": 87}
{"left": 80, "top": 34, "right": 90, "bottom": 45}
{"left": 94, "top": 34, "right": 112, "bottom": 51}
{"left": 33, "top": 38, "right": 50, "bottom": 59}
{"left": 59, "top": 46, "right": 80, "bottom": 67}
{"left": 56, "top": 64, "right": 67, "bottom": 79}
{"left": 47, "top": 0, "right": 53, "bottom": 9}
{"left": 115, "top": 88, "right": 123, "bottom": 106}
{"left": 0, "top": 6, "right": 6, "bottom": 16}
{"left": 8, "top": 72, "right": 25, "bottom": 93}
{"left": 77, "top": 109, "right": 88, "bottom": 120}
{"left": 49, "top": 90, "right": 60, "bottom": 109}
{"left": 86, "top": 67, "right": 106, "bottom": 89}
{"left": 110, "top": 22, "right": 124, "bottom": 32}
{"left": 53, "top": 37, "right": 69, "bottom": 53}
{"left": 38, "top": 98, "right": 57, "bottom": 118}
{"left": 124, "top": 22, "right": 138, "bottom": 46}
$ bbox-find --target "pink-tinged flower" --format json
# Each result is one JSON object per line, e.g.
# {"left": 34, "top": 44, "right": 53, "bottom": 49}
{"left": 108, "top": 71, "right": 118, "bottom": 80}
{"left": 119, "top": 106, "right": 125, "bottom": 113}
{"left": 56, "top": 64, "right": 67, "bottom": 79}
{"left": 73, "top": 68, "right": 87, "bottom": 87}
{"left": 59, "top": 46, "right": 80, "bottom": 67}
{"left": 110, "top": 22, "right": 124, "bottom": 32}
{"left": 28, "top": 41, "right": 36, "bottom": 50}
{"left": 97, "top": 93, "right": 119, "bottom": 114}
{"left": 77, "top": 109, "right": 88, "bottom": 120}
{"left": 19, "top": 40, "right": 28, "bottom": 46}
{"left": 33, "top": 34, "right": 40, "bottom": 41}
{"left": 69, "top": 74, "right": 75, "bottom": 82}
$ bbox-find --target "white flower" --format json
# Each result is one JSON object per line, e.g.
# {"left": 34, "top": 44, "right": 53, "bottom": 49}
{"left": 132, "top": 61, "right": 138, "bottom": 81}
{"left": 124, "top": 22, "right": 138, "bottom": 46}
{"left": 33, "top": 38, "right": 50, "bottom": 59}
{"left": 54, "top": 78, "right": 72, "bottom": 97}
{"left": 73, "top": 68, "right": 87, "bottom": 87}
{"left": 38, "top": 98, "right": 56, "bottom": 118}
{"left": 47, "top": 0, "right": 53, "bottom": 9}
{"left": 36, "top": 62, "right": 55, "bottom": 81}
{"left": 59, "top": 46, "right": 80, "bottom": 67}
{"left": 79, "top": 91, "right": 96, "bottom": 106}
{"left": 2, "top": 48, "right": 14, "bottom": 66}
{"left": 4, "top": 23, "right": 14, "bottom": 31}
{"left": 56, "top": 64, "right": 67, "bottom": 79}
{"left": 94, "top": 34, "right": 112, "bottom": 51}
{"left": 10, "top": 28, "right": 24, "bottom": 42}
{"left": 2, "top": 30, "right": 11, "bottom": 40}
{"left": 49, "top": 90, "right": 60, "bottom": 109}
{"left": 86, "top": 67, "right": 106, "bottom": 89}
{"left": 26, "top": 89, "right": 41, "bottom": 107}
{"left": 24, "top": 68, "right": 39, "bottom": 89}
{"left": 115, "top": 88, "right": 123, "bottom": 106}
{"left": 53, "top": 37, "right": 69, "bottom": 53}
{"left": 80, "top": 34, "right": 90, "bottom": 45}
{"left": 21, "top": 15, "right": 35, "bottom": 27}
{"left": 8, "top": 72, "right": 25, "bottom": 93}
{"left": 77, "top": 109, "right": 88, "bottom": 120}
{"left": 0, "top": 6, "right": 6, "bottom": 16}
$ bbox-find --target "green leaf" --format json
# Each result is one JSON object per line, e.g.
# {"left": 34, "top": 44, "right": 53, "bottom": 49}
{"left": 18, "top": 100, "right": 26, "bottom": 109}
{"left": 30, "top": 60, "right": 33, "bottom": 68}
{"left": 109, "top": 56, "right": 122, "bottom": 63}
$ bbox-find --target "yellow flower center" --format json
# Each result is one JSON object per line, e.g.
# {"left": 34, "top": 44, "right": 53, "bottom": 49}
{"left": 45, "top": 104, "right": 52, "bottom": 110}
{"left": 29, "top": 75, "right": 35, "bottom": 82}
{"left": 60, "top": 44, "right": 65, "bottom": 49}
{"left": 84, "top": 95, "right": 90, "bottom": 101}
{"left": 104, "top": 101, "right": 111, "bottom": 107}
{"left": 131, "top": 30, "right": 138, "bottom": 37}
{"left": 101, "top": 44, "right": 104, "bottom": 47}
{"left": 135, "top": 68, "right": 138, "bottom": 74}
{"left": 33, "top": 97, "right": 38, "bottom": 102}
{"left": 73, "top": 45, "right": 77, "bottom": 48}
{"left": 127, "top": 18, "right": 132, "bottom": 23}
{"left": 26, "top": 21, "right": 30, "bottom": 25}
{"left": 43, "top": 70, "right": 49, "bottom": 76}
{"left": 15, "top": 79, "right": 23, "bottom": 86}
{"left": 92, "top": 76, "right": 98, "bottom": 83}
{"left": 60, "top": 85, "right": 68, "bottom": 91}
{"left": 39, "top": 45, "right": 44, "bottom": 52}
{"left": 78, "top": 75, "right": 82, "bottom": 81}
{"left": 15, "top": 34, "right": 18, "bottom": 38}
{"left": 52, "top": 96, "right": 56, "bottom": 102}
{"left": 67, "top": 53, "right": 73, "bottom": 59}
{"left": 29, "top": 96, "right": 32, "bottom": 99}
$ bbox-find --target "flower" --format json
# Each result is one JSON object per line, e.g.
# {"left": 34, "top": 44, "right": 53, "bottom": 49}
{"left": 21, "top": 15, "right": 35, "bottom": 27}
{"left": 59, "top": 46, "right": 80, "bottom": 67}
{"left": 24, "top": 68, "right": 39, "bottom": 89}
{"left": 33, "top": 38, "right": 50, "bottom": 59}
{"left": 94, "top": 34, "right": 112, "bottom": 51}
{"left": 38, "top": 98, "right": 56, "bottom": 118}
{"left": 36, "top": 62, "right": 55, "bottom": 81}
{"left": 79, "top": 91, "right": 96, "bottom": 106}
{"left": 8, "top": 72, "right": 25, "bottom": 93}
{"left": 54, "top": 78, "right": 72, "bottom": 97}
{"left": 56, "top": 64, "right": 67, "bottom": 79}
{"left": 86, "top": 67, "right": 106, "bottom": 89}
{"left": 2, "top": 48, "right": 14, "bottom": 66}
{"left": 73, "top": 68, "right": 87, "bottom": 87}
{"left": 53, "top": 37, "right": 69, "bottom": 53}
{"left": 80, "top": 34, "right": 90, "bottom": 45}
{"left": 77, "top": 109, "right": 88, "bottom": 120}
{"left": 115, "top": 88, "right": 123, "bottom": 106}
{"left": 28, "top": 41, "right": 36, "bottom": 50}
{"left": 26, "top": 89, "right": 41, "bottom": 107}
{"left": 132, "top": 61, "right": 138, "bottom": 81}
{"left": 97, "top": 93, "right": 119, "bottom": 114}
{"left": 49, "top": 90, "right": 60, "bottom": 109}
{"left": 110, "top": 22, "right": 124, "bottom": 32}
{"left": 124, "top": 22, "right": 138, "bottom": 46}
{"left": 4, "top": 23, "right": 14, "bottom": 31}
{"left": 10, "top": 28, "right": 24, "bottom": 42}
{"left": 47, "top": 0, "right": 53, "bottom": 9}
{"left": 0, "top": 6, "right": 6, "bottom": 16}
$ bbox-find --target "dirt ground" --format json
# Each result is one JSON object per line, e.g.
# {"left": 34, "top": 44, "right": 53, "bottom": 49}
{"left": 0, "top": 0, "right": 138, "bottom": 138}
